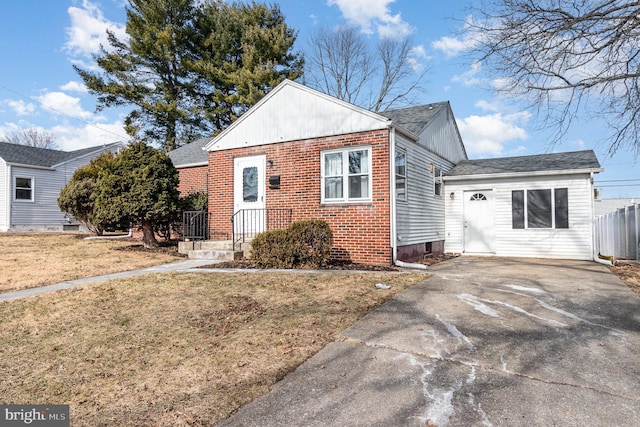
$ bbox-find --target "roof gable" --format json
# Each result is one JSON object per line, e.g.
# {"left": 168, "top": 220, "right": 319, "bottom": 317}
{"left": 383, "top": 102, "right": 468, "bottom": 163}
{"left": 206, "top": 80, "right": 391, "bottom": 151}
{"left": 445, "top": 150, "right": 602, "bottom": 178}
{"left": 0, "top": 141, "right": 124, "bottom": 168}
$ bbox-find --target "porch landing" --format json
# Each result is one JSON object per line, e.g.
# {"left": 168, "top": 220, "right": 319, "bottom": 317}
{"left": 178, "top": 240, "right": 248, "bottom": 261}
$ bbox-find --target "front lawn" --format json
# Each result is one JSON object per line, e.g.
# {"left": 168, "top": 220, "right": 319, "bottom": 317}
{"left": 0, "top": 233, "right": 182, "bottom": 293}
{"left": 0, "top": 270, "right": 427, "bottom": 426}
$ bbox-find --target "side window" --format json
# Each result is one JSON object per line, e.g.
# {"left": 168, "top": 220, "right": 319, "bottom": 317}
{"left": 434, "top": 166, "right": 442, "bottom": 196}
{"left": 395, "top": 149, "right": 407, "bottom": 201}
{"left": 15, "top": 177, "right": 34, "bottom": 201}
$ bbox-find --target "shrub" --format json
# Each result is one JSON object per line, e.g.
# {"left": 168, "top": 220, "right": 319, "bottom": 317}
{"left": 251, "top": 219, "right": 333, "bottom": 269}
{"left": 287, "top": 220, "right": 333, "bottom": 267}
{"left": 251, "top": 229, "right": 296, "bottom": 269}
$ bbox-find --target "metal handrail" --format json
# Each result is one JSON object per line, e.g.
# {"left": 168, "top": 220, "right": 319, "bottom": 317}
{"left": 182, "top": 210, "right": 208, "bottom": 240}
{"left": 231, "top": 208, "right": 293, "bottom": 250}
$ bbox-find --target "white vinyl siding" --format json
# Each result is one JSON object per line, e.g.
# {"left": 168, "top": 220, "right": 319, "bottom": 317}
{"left": 445, "top": 174, "right": 594, "bottom": 260}
{"left": 0, "top": 160, "right": 7, "bottom": 230}
{"left": 209, "top": 81, "right": 389, "bottom": 152}
{"left": 395, "top": 133, "right": 454, "bottom": 246}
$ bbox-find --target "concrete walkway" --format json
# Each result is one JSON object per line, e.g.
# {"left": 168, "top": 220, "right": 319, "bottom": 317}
{"left": 217, "top": 257, "right": 640, "bottom": 427}
{"left": 0, "top": 259, "right": 214, "bottom": 302}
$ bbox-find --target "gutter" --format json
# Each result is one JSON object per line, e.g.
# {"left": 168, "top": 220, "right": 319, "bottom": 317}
{"left": 388, "top": 125, "right": 430, "bottom": 271}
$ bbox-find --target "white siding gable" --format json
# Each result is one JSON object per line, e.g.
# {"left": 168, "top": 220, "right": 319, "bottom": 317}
{"left": 206, "top": 80, "right": 390, "bottom": 151}
{"left": 418, "top": 106, "right": 467, "bottom": 164}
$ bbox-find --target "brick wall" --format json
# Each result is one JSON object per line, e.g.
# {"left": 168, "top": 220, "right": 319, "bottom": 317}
{"left": 208, "top": 129, "right": 392, "bottom": 265}
{"left": 177, "top": 165, "right": 207, "bottom": 195}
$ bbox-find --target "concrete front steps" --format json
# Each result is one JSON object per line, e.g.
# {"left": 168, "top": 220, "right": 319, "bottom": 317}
{"left": 178, "top": 240, "right": 248, "bottom": 261}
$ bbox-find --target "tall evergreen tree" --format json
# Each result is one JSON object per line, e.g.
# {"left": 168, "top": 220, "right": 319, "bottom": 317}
{"left": 75, "top": 0, "right": 303, "bottom": 151}
{"left": 191, "top": 1, "right": 304, "bottom": 130}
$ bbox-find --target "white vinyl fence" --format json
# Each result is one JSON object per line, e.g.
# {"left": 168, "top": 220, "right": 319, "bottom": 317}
{"left": 594, "top": 204, "right": 639, "bottom": 260}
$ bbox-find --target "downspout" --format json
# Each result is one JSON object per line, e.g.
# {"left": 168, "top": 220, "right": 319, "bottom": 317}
{"left": 389, "top": 126, "right": 398, "bottom": 265}
{"left": 590, "top": 171, "right": 614, "bottom": 266}
{"left": 389, "top": 126, "right": 428, "bottom": 270}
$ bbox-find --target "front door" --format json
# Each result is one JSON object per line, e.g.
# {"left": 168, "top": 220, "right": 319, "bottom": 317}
{"left": 234, "top": 155, "right": 266, "bottom": 234}
{"left": 463, "top": 190, "right": 495, "bottom": 253}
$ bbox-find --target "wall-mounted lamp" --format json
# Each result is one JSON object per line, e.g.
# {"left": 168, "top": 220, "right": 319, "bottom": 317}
{"left": 267, "top": 160, "right": 274, "bottom": 168}
{"left": 450, "top": 192, "right": 455, "bottom": 200}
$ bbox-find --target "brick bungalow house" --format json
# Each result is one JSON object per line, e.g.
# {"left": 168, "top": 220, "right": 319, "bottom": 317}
{"left": 167, "top": 136, "right": 209, "bottom": 196}
{"left": 200, "top": 79, "right": 467, "bottom": 265}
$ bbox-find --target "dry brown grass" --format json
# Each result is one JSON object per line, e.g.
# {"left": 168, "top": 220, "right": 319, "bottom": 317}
{"left": 0, "top": 271, "right": 427, "bottom": 426}
{"left": 611, "top": 261, "right": 640, "bottom": 296}
{"left": 0, "top": 233, "right": 183, "bottom": 292}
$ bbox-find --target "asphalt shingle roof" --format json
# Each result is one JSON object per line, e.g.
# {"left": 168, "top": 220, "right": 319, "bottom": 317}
{"left": 0, "top": 141, "right": 122, "bottom": 168}
{"left": 167, "top": 137, "right": 210, "bottom": 167}
{"left": 446, "top": 150, "right": 601, "bottom": 177}
{"left": 381, "top": 102, "right": 448, "bottom": 135}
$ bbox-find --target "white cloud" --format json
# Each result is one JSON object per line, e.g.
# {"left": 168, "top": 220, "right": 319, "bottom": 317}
{"left": 65, "top": 0, "right": 127, "bottom": 57}
{"left": 407, "top": 45, "right": 429, "bottom": 72}
{"left": 327, "top": 0, "right": 413, "bottom": 39}
{"left": 451, "top": 61, "right": 483, "bottom": 87}
{"left": 432, "top": 16, "right": 481, "bottom": 57}
{"left": 457, "top": 111, "right": 530, "bottom": 156}
{"left": 37, "top": 92, "right": 92, "bottom": 119}
{"left": 51, "top": 121, "right": 129, "bottom": 151}
{"left": 60, "top": 81, "right": 88, "bottom": 93}
{"left": 6, "top": 100, "right": 36, "bottom": 116}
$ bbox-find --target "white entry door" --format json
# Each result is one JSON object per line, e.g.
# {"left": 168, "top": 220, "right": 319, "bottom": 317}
{"left": 463, "top": 190, "right": 495, "bottom": 253}
{"left": 234, "top": 155, "right": 266, "bottom": 234}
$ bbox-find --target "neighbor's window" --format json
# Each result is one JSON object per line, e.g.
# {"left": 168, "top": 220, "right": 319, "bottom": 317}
{"left": 14, "top": 176, "right": 33, "bottom": 201}
{"left": 395, "top": 149, "right": 407, "bottom": 201}
{"left": 322, "top": 147, "right": 371, "bottom": 203}
{"left": 512, "top": 188, "right": 568, "bottom": 229}
{"left": 434, "top": 166, "right": 442, "bottom": 196}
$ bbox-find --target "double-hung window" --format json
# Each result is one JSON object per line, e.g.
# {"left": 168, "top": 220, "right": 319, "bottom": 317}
{"left": 322, "top": 147, "right": 371, "bottom": 203}
{"left": 14, "top": 176, "right": 34, "bottom": 201}
{"left": 512, "top": 188, "right": 568, "bottom": 229}
{"left": 395, "top": 149, "right": 407, "bottom": 201}
{"left": 434, "top": 166, "right": 442, "bottom": 196}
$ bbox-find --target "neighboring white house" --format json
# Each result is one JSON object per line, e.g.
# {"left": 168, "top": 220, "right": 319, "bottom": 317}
{"left": 0, "top": 141, "right": 126, "bottom": 232}
{"left": 443, "top": 150, "right": 603, "bottom": 260}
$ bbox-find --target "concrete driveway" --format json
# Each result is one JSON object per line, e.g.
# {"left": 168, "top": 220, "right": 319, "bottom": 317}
{"left": 217, "top": 257, "right": 640, "bottom": 426}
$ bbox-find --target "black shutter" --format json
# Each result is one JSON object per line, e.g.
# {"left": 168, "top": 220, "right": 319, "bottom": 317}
{"left": 554, "top": 188, "right": 569, "bottom": 228}
{"left": 512, "top": 190, "right": 524, "bottom": 229}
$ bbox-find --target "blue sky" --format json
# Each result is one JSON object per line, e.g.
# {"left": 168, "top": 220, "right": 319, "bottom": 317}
{"left": 0, "top": 0, "right": 638, "bottom": 197}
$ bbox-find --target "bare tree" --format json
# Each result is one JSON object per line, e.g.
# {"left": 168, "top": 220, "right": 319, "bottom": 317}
{"left": 2, "top": 128, "right": 59, "bottom": 149}
{"left": 305, "top": 26, "right": 427, "bottom": 112}
{"left": 468, "top": 0, "right": 640, "bottom": 154}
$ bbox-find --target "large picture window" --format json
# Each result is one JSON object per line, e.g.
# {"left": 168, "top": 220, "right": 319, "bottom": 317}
{"left": 512, "top": 188, "right": 569, "bottom": 229}
{"left": 395, "top": 149, "right": 407, "bottom": 201}
{"left": 14, "top": 176, "right": 34, "bottom": 201}
{"left": 322, "top": 147, "right": 371, "bottom": 203}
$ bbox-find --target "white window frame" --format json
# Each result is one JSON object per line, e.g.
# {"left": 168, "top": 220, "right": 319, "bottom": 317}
{"left": 395, "top": 148, "right": 407, "bottom": 202}
{"left": 434, "top": 166, "right": 443, "bottom": 197}
{"left": 321, "top": 146, "right": 372, "bottom": 203}
{"left": 14, "top": 176, "right": 34, "bottom": 202}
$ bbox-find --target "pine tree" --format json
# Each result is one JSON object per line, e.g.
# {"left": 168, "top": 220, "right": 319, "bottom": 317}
{"left": 75, "top": 0, "right": 303, "bottom": 151}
